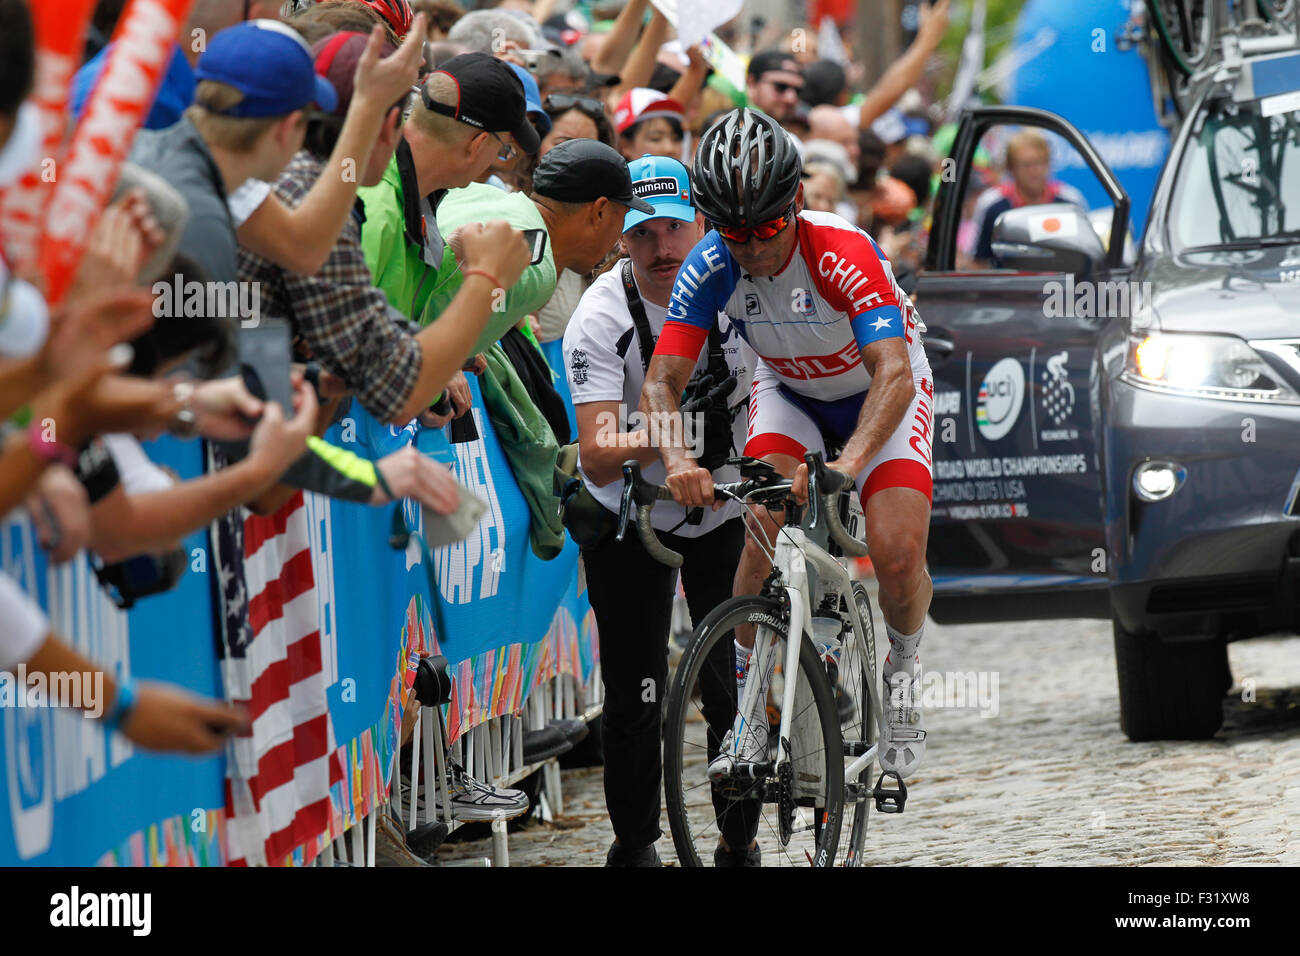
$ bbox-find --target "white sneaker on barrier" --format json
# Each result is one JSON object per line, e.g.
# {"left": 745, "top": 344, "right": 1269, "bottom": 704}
{"left": 879, "top": 672, "right": 926, "bottom": 779}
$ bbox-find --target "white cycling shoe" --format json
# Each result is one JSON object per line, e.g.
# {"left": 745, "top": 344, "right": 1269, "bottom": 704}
{"left": 708, "top": 713, "right": 770, "bottom": 781}
{"left": 879, "top": 671, "right": 926, "bottom": 779}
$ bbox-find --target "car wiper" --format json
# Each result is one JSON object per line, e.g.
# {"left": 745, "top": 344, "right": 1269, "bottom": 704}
{"left": 1181, "top": 236, "right": 1300, "bottom": 252}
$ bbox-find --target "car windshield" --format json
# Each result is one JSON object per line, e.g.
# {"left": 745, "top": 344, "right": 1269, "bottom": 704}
{"left": 1170, "top": 99, "right": 1300, "bottom": 250}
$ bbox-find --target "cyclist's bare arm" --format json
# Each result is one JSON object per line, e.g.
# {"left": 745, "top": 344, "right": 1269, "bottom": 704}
{"left": 793, "top": 336, "right": 916, "bottom": 502}
{"left": 640, "top": 352, "right": 714, "bottom": 508}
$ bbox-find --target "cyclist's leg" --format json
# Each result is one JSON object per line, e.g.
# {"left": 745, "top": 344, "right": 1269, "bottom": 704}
{"left": 857, "top": 373, "right": 934, "bottom": 643}
{"left": 855, "top": 374, "right": 935, "bottom": 778}
{"left": 734, "top": 370, "right": 825, "bottom": 648}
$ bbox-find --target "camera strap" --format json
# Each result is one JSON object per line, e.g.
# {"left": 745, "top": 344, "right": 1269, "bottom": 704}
{"left": 621, "top": 258, "right": 726, "bottom": 377}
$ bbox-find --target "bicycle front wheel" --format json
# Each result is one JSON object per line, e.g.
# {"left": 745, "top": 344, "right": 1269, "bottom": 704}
{"left": 663, "top": 595, "right": 846, "bottom": 867}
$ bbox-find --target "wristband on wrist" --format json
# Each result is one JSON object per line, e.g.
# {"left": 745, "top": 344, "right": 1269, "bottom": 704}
{"left": 101, "top": 678, "right": 137, "bottom": 731}
{"left": 26, "top": 422, "right": 79, "bottom": 468}
{"left": 462, "top": 268, "right": 504, "bottom": 290}
{"left": 373, "top": 463, "right": 397, "bottom": 502}
{"left": 168, "top": 382, "right": 198, "bottom": 439}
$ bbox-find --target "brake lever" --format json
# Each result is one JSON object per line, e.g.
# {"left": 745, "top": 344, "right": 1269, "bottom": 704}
{"left": 616, "top": 461, "right": 639, "bottom": 542}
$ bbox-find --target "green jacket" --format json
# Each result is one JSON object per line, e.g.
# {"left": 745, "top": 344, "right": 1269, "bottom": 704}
{"left": 358, "top": 138, "right": 446, "bottom": 322}
{"left": 479, "top": 343, "right": 565, "bottom": 560}
{"left": 421, "top": 182, "right": 558, "bottom": 356}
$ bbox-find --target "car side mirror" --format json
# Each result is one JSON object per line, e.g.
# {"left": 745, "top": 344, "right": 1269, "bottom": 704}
{"left": 990, "top": 203, "right": 1107, "bottom": 277}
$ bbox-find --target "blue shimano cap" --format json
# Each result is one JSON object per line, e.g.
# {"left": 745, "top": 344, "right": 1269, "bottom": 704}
{"left": 623, "top": 154, "right": 695, "bottom": 233}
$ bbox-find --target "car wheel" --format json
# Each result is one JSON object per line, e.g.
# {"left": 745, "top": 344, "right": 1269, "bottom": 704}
{"left": 1112, "top": 617, "right": 1226, "bottom": 741}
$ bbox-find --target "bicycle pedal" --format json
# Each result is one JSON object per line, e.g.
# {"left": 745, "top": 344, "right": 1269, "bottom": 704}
{"left": 872, "top": 770, "right": 908, "bottom": 814}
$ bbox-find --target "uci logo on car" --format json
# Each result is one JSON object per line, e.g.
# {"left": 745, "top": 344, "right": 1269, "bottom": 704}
{"left": 975, "top": 357, "right": 1025, "bottom": 441}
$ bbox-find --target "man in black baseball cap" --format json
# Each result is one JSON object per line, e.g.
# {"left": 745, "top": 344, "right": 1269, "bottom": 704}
{"left": 530, "top": 137, "right": 653, "bottom": 285}
{"left": 359, "top": 51, "right": 538, "bottom": 326}
{"left": 421, "top": 137, "right": 653, "bottom": 357}
{"left": 418, "top": 51, "right": 541, "bottom": 155}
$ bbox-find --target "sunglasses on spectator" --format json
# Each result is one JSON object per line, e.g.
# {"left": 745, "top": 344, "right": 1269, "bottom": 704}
{"left": 413, "top": 85, "right": 514, "bottom": 161}
{"left": 763, "top": 78, "right": 803, "bottom": 96}
{"left": 543, "top": 94, "right": 607, "bottom": 118}
{"left": 713, "top": 202, "right": 796, "bottom": 243}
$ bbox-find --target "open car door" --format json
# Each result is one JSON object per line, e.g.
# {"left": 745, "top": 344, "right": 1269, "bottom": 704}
{"left": 917, "top": 105, "right": 1131, "bottom": 623}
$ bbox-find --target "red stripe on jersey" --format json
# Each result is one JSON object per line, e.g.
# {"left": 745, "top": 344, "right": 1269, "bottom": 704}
{"left": 655, "top": 320, "right": 710, "bottom": 360}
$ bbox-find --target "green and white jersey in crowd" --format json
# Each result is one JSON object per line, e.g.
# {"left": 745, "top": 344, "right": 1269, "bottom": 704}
{"left": 422, "top": 182, "right": 558, "bottom": 356}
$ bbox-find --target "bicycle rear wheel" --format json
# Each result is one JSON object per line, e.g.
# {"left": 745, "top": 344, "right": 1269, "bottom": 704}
{"left": 836, "top": 582, "right": 878, "bottom": 867}
{"left": 663, "top": 595, "right": 846, "bottom": 867}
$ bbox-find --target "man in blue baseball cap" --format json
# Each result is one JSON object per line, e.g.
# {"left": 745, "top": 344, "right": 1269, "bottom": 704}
{"left": 128, "top": 20, "right": 411, "bottom": 510}
{"left": 561, "top": 154, "right": 760, "bottom": 867}
{"left": 130, "top": 19, "right": 338, "bottom": 285}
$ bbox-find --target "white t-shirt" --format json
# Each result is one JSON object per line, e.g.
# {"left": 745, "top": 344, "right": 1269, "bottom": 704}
{"left": 563, "top": 260, "right": 755, "bottom": 537}
{"left": 0, "top": 572, "right": 49, "bottom": 673}
{"left": 227, "top": 178, "right": 271, "bottom": 229}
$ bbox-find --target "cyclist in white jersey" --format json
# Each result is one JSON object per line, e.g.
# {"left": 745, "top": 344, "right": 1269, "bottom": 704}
{"left": 640, "top": 108, "right": 934, "bottom": 780}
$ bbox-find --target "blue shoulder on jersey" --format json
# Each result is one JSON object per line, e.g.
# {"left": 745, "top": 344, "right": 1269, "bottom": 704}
{"left": 849, "top": 305, "right": 905, "bottom": 350}
{"left": 666, "top": 231, "right": 742, "bottom": 330}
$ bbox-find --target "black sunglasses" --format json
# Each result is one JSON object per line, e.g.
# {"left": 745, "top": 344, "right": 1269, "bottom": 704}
{"left": 543, "top": 94, "right": 607, "bottom": 119}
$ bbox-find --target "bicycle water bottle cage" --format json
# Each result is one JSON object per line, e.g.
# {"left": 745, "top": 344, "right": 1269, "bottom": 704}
{"left": 873, "top": 770, "right": 908, "bottom": 814}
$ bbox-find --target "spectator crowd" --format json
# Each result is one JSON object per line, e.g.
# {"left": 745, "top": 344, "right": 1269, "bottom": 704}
{"left": 1, "top": 0, "right": 1069, "bottom": 866}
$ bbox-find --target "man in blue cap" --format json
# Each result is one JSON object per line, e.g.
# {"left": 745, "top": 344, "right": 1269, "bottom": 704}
{"left": 130, "top": 19, "right": 338, "bottom": 285}
{"left": 561, "top": 154, "right": 761, "bottom": 867}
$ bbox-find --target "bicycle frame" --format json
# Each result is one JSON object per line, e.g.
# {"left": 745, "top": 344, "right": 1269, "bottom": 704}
{"left": 740, "top": 520, "right": 884, "bottom": 786}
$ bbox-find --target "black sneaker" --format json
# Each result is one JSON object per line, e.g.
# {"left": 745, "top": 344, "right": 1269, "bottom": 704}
{"left": 714, "top": 841, "right": 761, "bottom": 867}
{"left": 605, "top": 840, "right": 662, "bottom": 867}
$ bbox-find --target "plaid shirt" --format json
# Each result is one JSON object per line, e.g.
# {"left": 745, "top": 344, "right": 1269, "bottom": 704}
{"left": 236, "top": 151, "right": 421, "bottom": 423}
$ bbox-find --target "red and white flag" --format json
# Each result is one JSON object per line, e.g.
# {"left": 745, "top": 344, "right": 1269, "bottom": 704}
{"left": 215, "top": 492, "right": 341, "bottom": 867}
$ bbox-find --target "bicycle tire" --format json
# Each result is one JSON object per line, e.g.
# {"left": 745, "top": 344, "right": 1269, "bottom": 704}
{"left": 838, "top": 582, "right": 878, "bottom": 867}
{"left": 1146, "top": 0, "right": 1216, "bottom": 77}
{"left": 1258, "top": 0, "right": 1298, "bottom": 28}
{"left": 663, "top": 595, "right": 846, "bottom": 867}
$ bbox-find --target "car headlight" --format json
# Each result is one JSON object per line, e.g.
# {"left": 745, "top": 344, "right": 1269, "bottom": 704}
{"left": 1123, "top": 332, "right": 1300, "bottom": 403}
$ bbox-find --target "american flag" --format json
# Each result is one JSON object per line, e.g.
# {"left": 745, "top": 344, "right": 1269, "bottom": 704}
{"left": 213, "top": 490, "right": 342, "bottom": 867}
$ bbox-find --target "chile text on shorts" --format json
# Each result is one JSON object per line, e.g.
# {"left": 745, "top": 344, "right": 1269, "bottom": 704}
{"left": 152, "top": 273, "right": 261, "bottom": 328}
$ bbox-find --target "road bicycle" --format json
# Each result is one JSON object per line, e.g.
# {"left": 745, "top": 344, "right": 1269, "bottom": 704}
{"left": 1145, "top": 0, "right": 1300, "bottom": 120}
{"left": 616, "top": 452, "right": 908, "bottom": 867}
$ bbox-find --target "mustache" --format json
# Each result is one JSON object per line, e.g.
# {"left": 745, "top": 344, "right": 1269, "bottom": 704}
{"left": 648, "top": 258, "right": 682, "bottom": 272}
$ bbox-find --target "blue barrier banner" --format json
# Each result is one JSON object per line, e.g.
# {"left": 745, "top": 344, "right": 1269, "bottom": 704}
{"left": 0, "top": 436, "right": 227, "bottom": 866}
{"left": 2, "top": 370, "right": 594, "bottom": 865}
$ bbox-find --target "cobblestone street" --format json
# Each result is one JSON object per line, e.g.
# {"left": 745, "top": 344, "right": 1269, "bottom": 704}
{"left": 440, "top": 589, "right": 1300, "bottom": 867}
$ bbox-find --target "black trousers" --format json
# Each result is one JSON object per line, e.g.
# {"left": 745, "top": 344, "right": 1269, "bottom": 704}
{"left": 583, "top": 515, "right": 760, "bottom": 850}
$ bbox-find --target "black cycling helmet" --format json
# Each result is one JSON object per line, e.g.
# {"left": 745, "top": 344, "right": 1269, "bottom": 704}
{"left": 692, "top": 107, "right": 802, "bottom": 228}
